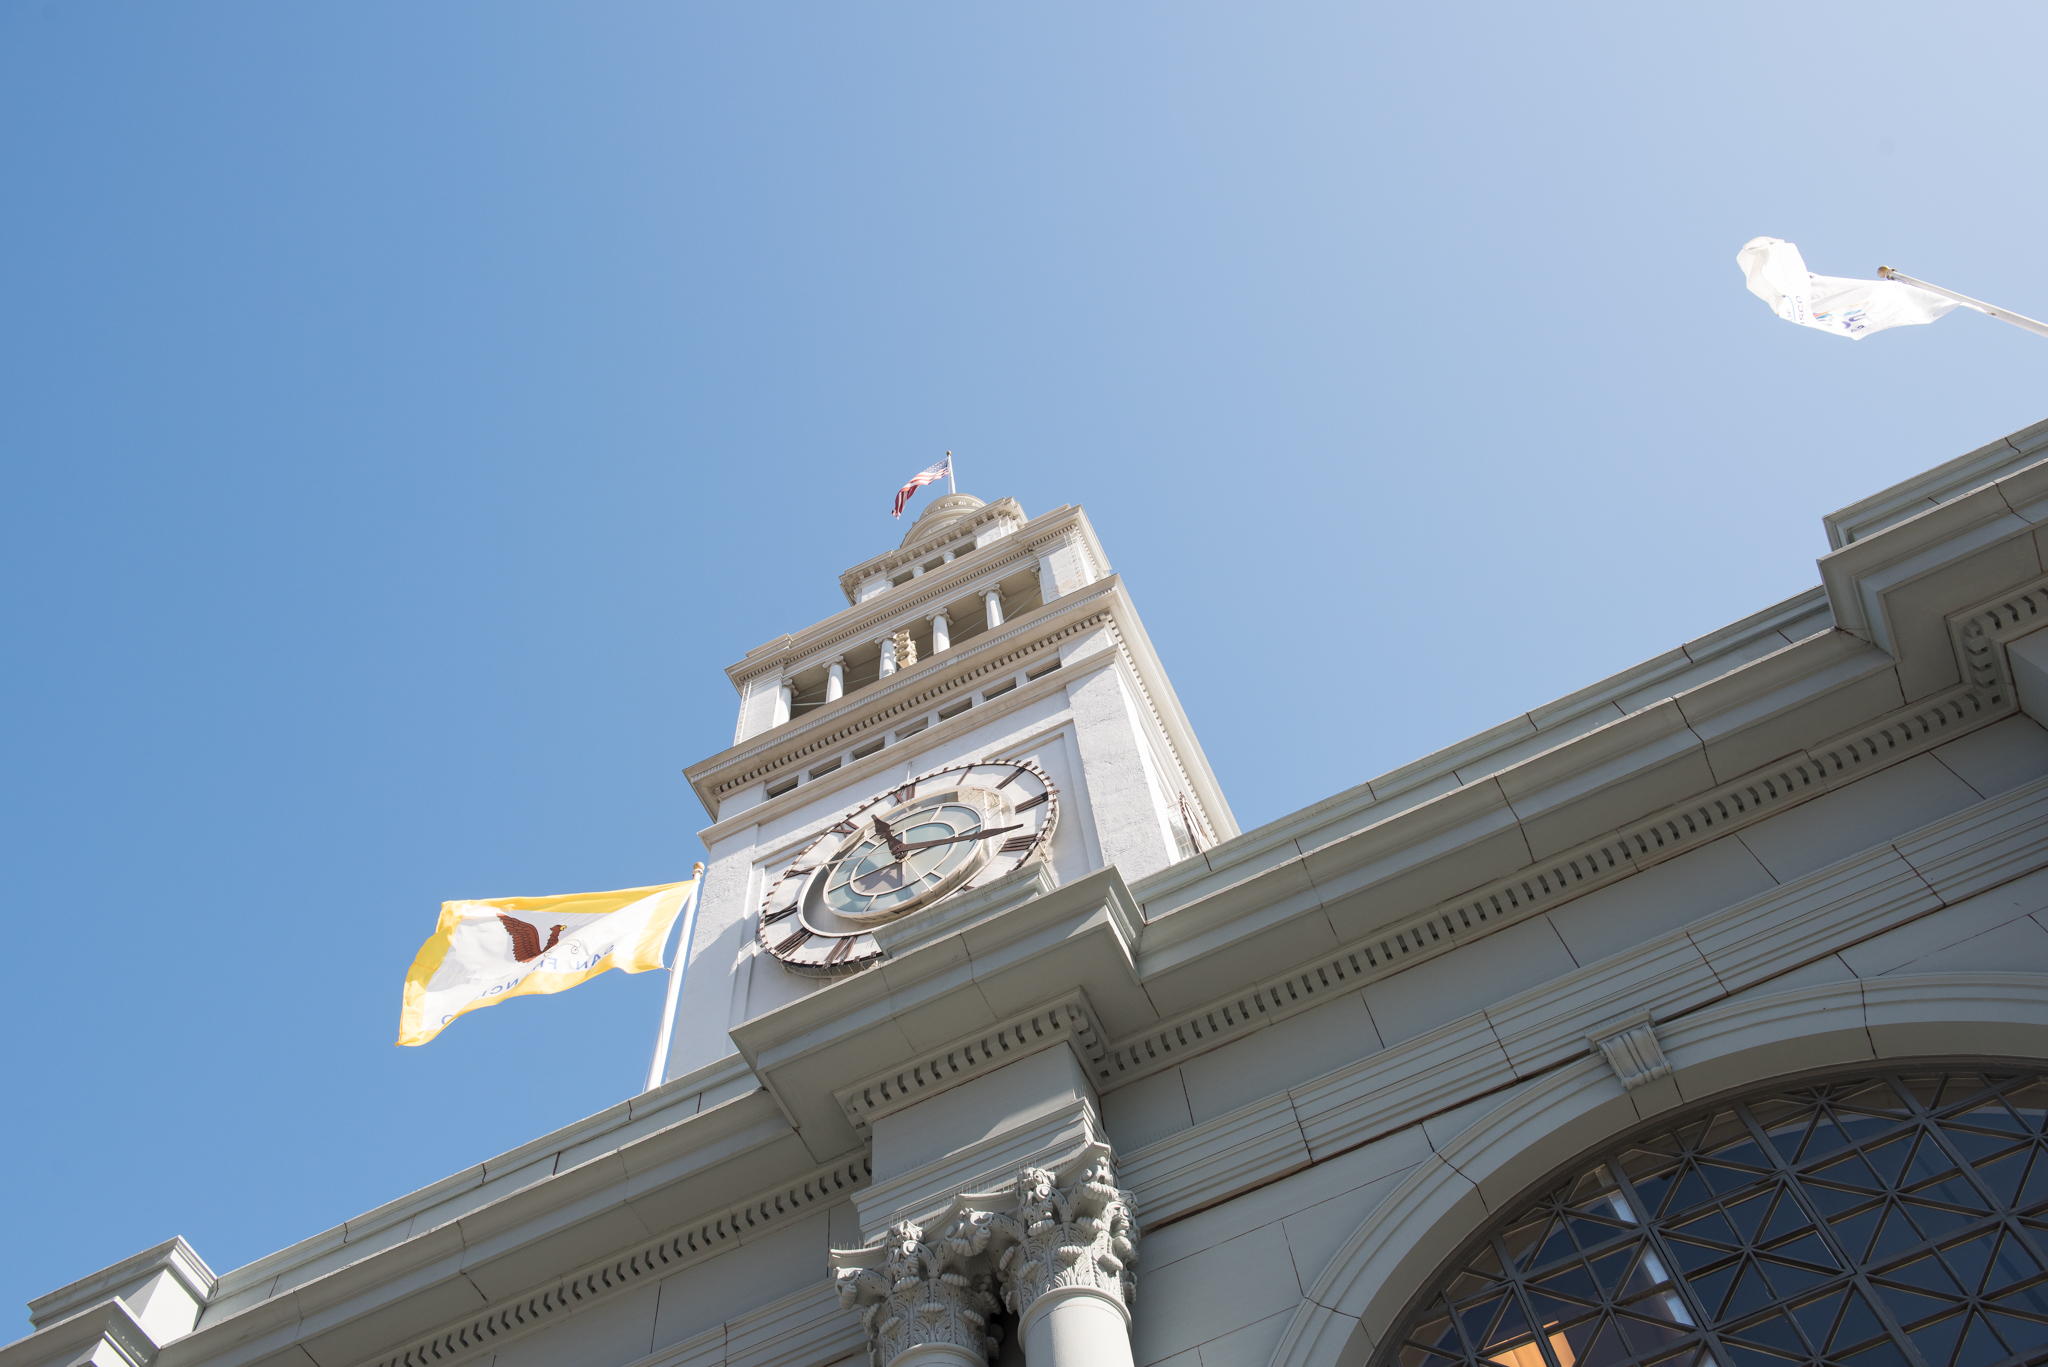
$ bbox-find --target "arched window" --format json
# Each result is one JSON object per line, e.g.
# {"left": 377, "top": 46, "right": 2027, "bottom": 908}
{"left": 1385, "top": 1069, "right": 2048, "bottom": 1367}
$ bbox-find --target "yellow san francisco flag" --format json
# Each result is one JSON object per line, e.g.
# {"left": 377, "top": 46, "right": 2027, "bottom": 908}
{"left": 398, "top": 880, "right": 694, "bottom": 1046}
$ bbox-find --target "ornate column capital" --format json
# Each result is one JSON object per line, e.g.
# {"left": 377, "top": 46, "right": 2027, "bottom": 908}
{"left": 989, "top": 1151, "right": 1137, "bottom": 1329}
{"left": 835, "top": 1213, "right": 1002, "bottom": 1367}
{"left": 831, "top": 1144, "right": 1138, "bottom": 1367}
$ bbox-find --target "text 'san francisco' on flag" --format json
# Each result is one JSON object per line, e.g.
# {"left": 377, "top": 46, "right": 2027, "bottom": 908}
{"left": 398, "top": 879, "right": 695, "bottom": 1046}
{"left": 1736, "top": 237, "right": 1959, "bottom": 340}
{"left": 893, "top": 453, "right": 952, "bottom": 518}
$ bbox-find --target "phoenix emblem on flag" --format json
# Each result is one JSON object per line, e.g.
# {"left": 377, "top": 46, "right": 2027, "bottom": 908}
{"left": 496, "top": 912, "right": 566, "bottom": 963}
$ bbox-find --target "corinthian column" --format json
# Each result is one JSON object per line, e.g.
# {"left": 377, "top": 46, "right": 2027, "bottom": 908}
{"left": 836, "top": 1215, "right": 1002, "bottom": 1367}
{"left": 993, "top": 1154, "right": 1138, "bottom": 1367}
{"left": 832, "top": 1145, "right": 1138, "bottom": 1367}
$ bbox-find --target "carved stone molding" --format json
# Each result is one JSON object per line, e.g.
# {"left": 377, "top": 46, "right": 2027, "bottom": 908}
{"left": 836, "top": 497, "right": 1031, "bottom": 601}
{"left": 833, "top": 992, "right": 1105, "bottom": 1133}
{"left": 1590, "top": 1010, "right": 1671, "bottom": 1090}
{"left": 831, "top": 1144, "right": 1139, "bottom": 1367}
{"left": 356, "top": 1153, "right": 871, "bottom": 1367}
{"left": 1093, "top": 675, "right": 2003, "bottom": 1095}
{"left": 707, "top": 606, "right": 1112, "bottom": 800}
{"left": 1950, "top": 569, "right": 2048, "bottom": 703}
{"left": 990, "top": 1150, "right": 1137, "bottom": 1326}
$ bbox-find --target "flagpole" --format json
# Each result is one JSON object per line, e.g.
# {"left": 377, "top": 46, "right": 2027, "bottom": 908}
{"left": 946, "top": 450, "right": 955, "bottom": 494}
{"left": 643, "top": 862, "right": 706, "bottom": 1094}
{"left": 1879, "top": 267, "right": 2048, "bottom": 339}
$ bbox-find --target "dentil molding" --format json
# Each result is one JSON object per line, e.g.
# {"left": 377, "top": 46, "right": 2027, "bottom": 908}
{"left": 833, "top": 991, "right": 1105, "bottom": 1134}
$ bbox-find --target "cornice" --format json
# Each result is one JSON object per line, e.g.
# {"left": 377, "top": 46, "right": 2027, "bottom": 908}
{"left": 832, "top": 989, "right": 1105, "bottom": 1133}
{"left": 729, "top": 503, "right": 1099, "bottom": 690}
{"left": 1096, "top": 672, "right": 2003, "bottom": 1093}
{"left": 1819, "top": 451, "right": 2048, "bottom": 659}
{"left": 28, "top": 1237, "right": 217, "bottom": 1331}
{"left": 1824, "top": 417, "right": 2048, "bottom": 550}
{"left": 350, "top": 1153, "right": 871, "bottom": 1367}
{"left": 730, "top": 867, "right": 1145, "bottom": 1163}
{"left": 1951, "top": 567, "right": 2048, "bottom": 700}
{"left": 834, "top": 496, "right": 1034, "bottom": 601}
{"left": 735, "top": 539, "right": 1047, "bottom": 689}
{"left": 688, "top": 578, "right": 1129, "bottom": 822}
{"left": 201, "top": 1052, "right": 760, "bottom": 1311}
{"left": 0, "top": 1298, "right": 157, "bottom": 1367}
{"left": 1129, "top": 586, "right": 1834, "bottom": 920}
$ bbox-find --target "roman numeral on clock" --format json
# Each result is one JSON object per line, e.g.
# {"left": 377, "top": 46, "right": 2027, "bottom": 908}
{"left": 891, "top": 782, "right": 917, "bottom": 804}
{"left": 824, "top": 935, "right": 859, "bottom": 965}
{"left": 1000, "top": 835, "right": 1037, "bottom": 855}
{"left": 1014, "top": 792, "right": 1047, "bottom": 811}
{"left": 761, "top": 905, "right": 798, "bottom": 924}
{"left": 784, "top": 865, "right": 814, "bottom": 879}
{"left": 996, "top": 767, "right": 1025, "bottom": 788}
{"left": 830, "top": 820, "right": 857, "bottom": 836}
{"left": 774, "top": 927, "right": 813, "bottom": 955}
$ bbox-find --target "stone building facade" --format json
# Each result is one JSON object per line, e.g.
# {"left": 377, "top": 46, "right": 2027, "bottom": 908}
{"left": 13, "top": 421, "right": 2048, "bottom": 1367}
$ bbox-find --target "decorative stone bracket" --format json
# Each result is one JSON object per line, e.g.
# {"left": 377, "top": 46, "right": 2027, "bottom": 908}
{"left": 1591, "top": 1010, "right": 1672, "bottom": 1091}
{"left": 833, "top": 1143, "right": 1138, "bottom": 1367}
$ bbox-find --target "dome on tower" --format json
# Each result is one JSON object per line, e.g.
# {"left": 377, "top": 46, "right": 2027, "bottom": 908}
{"left": 899, "top": 492, "right": 986, "bottom": 547}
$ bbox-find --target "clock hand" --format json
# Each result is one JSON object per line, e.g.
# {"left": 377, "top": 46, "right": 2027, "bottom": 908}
{"left": 870, "top": 815, "right": 910, "bottom": 858}
{"left": 894, "top": 824, "right": 1024, "bottom": 854}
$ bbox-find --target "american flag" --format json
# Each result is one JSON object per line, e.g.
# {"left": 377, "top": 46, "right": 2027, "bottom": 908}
{"left": 892, "top": 453, "right": 953, "bottom": 518}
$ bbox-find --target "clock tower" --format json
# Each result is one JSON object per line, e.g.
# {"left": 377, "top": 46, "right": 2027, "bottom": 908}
{"left": 659, "top": 491, "right": 1236, "bottom": 1082}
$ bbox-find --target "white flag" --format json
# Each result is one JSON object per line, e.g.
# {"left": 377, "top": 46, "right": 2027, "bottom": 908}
{"left": 1737, "top": 237, "right": 1960, "bottom": 340}
{"left": 398, "top": 880, "right": 693, "bottom": 1045}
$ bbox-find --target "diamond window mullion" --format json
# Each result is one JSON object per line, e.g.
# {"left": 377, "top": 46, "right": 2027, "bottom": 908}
{"left": 1892, "top": 1074, "right": 2048, "bottom": 1279}
{"left": 1379, "top": 1069, "right": 2048, "bottom": 1367}
{"left": 1734, "top": 1095, "right": 1933, "bottom": 1367}
{"left": 1608, "top": 1160, "right": 1732, "bottom": 1367}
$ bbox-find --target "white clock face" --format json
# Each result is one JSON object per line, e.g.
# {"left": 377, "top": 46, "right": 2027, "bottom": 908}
{"left": 756, "top": 758, "right": 1059, "bottom": 977}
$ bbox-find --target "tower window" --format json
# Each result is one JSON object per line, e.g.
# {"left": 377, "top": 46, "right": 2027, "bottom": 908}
{"left": 936, "top": 697, "right": 973, "bottom": 721}
{"left": 764, "top": 775, "right": 798, "bottom": 799}
{"left": 1025, "top": 658, "right": 1063, "bottom": 681}
{"left": 850, "top": 737, "right": 885, "bottom": 761}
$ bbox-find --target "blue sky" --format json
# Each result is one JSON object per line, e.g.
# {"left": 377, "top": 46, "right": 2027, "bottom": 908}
{"left": 4, "top": 0, "right": 2045, "bottom": 1328}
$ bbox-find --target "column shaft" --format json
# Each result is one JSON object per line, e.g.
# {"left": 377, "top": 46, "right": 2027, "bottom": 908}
{"left": 1022, "top": 1286, "right": 1135, "bottom": 1367}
